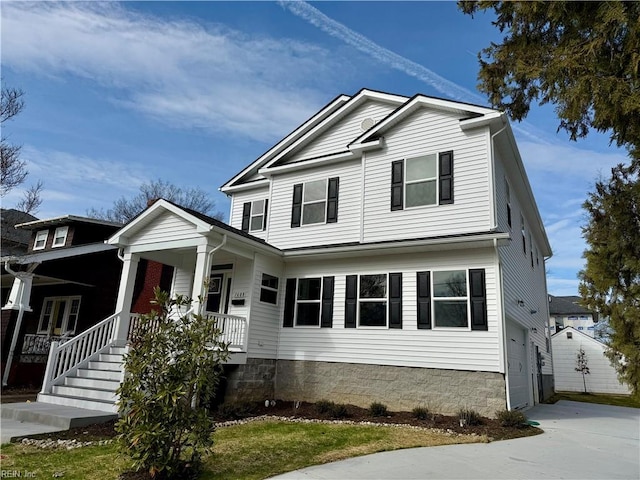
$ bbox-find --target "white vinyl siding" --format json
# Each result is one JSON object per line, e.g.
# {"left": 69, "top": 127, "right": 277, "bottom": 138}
{"left": 494, "top": 151, "right": 552, "bottom": 376}
{"left": 278, "top": 248, "right": 501, "bottom": 372}
{"left": 284, "top": 101, "right": 398, "bottom": 164}
{"left": 363, "top": 109, "right": 492, "bottom": 243}
{"left": 267, "top": 160, "right": 361, "bottom": 248}
{"left": 247, "top": 253, "right": 284, "bottom": 359}
{"left": 171, "top": 267, "right": 194, "bottom": 298}
{"left": 229, "top": 186, "right": 270, "bottom": 240}
{"left": 129, "top": 210, "right": 202, "bottom": 245}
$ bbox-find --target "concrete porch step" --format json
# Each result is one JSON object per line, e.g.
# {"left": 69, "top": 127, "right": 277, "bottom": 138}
{"left": 99, "top": 353, "right": 123, "bottom": 363}
{"left": 76, "top": 368, "right": 122, "bottom": 381}
{"left": 51, "top": 385, "right": 117, "bottom": 402}
{"left": 109, "top": 346, "right": 126, "bottom": 355}
{"left": 1, "top": 402, "right": 117, "bottom": 430}
{"left": 64, "top": 376, "right": 121, "bottom": 391}
{"left": 37, "top": 393, "right": 119, "bottom": 414}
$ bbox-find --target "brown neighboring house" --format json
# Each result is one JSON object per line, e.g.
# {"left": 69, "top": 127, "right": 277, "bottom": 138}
{"left": 1, "top": 215, "right": 172, "bottom": 387}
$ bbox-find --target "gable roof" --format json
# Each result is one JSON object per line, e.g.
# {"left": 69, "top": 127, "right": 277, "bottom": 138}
{"left": 219, "top": 89, "right": 407, "bottom": 192}
{"left": 551, "top": 326, "right": 607, "bottom": 347}
{"left": 549, "top": 295, "right": 594, "bottom": 317}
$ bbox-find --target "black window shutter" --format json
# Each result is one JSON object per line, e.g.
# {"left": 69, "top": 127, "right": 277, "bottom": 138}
{"left": 326, "top": 177, "right": 339, "bottom": 223}
{"left": 389, "top": 273, "right": 402, "bottom": 329}
{"left": 417, "top": 271, "right": 431, "bottom": 329}
{"left": 345, "top": 275, "right": 357, "bottom": 328}
{"left": 321, "top": 276, "right": 335, "bottom": 328}
{"left": 391, "top": 160, "right": 404, "bottom": 211}
{"left": 469, "top": 269, "right": 488, "bottom": 330}
{"left": 263, "top": 199, "right": 269, "bottom": 230}
{"left": 241, "top": 202, "right": 251, "bottom": 232}
{"left": 283, "top": 278, "right": 296, "bottom": 327}
{"left": 291, "top": 184, "right": 303, "bottom": 228}
{"left": 439, "top": 151, "right": 454, "bottom": 205}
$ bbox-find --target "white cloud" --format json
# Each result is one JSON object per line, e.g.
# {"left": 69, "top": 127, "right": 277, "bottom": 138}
{"left": 1, "top": 2, "right": 337, "bottom": 141}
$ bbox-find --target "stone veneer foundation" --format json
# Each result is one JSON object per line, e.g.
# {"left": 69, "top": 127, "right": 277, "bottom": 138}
{"left": 226, "top": 358, "right": 507, "bottom": 418}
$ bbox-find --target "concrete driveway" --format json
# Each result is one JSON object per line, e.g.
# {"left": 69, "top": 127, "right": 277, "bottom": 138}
{"left": 272, "top": 401, "right": 640, "bottom": 479}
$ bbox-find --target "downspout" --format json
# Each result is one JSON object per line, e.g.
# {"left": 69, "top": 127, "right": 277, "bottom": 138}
{"left": 2, "top": 261, "right": 39, "bottom": 386}
{"left": 490, "top": 121, "right": 508, "bottom": 230}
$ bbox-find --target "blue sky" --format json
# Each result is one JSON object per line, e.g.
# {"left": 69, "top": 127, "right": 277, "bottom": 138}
{"left": 1, "top": 1, "right": 629, "bottom": 296}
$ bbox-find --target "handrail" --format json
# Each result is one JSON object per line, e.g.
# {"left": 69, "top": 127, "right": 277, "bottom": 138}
{"left": 40, "top": 311, "right": 121, "bottom": 394}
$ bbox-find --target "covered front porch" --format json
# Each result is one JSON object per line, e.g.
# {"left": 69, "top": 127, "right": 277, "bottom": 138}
{"left": 36, "top": 200, "right": 283, "bottom": 412}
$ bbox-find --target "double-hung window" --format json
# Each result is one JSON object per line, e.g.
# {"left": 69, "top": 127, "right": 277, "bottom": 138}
{"left": 391, "top": 151, "right": 453, "bottom": 210}
{"left": 433, "top": 270, "right": 469, "bottom": 328}
{"left": 345, "top": 273, "right": 403, "bottom": 329}
{"left": 241, "top": 199, "right": 268, "bottom": 232}
{"left": 52, "top": 226, "right": 69, "bottom": 248}
{"left": 291, "top": 177, "right": 339, "bottom": 227}
{"left": 259, "top": 273, "right": 279, "bottom": 305}
{"left": 358, "top": 274, "right": 388, "bottom": 327}
{"left": 417, "top": 269, "right": 487, "bottom": 330}
{"left": 283, "top": 277, "right": 335, "bottom": 328}
{"left": 34, "top": 230, "right": 48, "bottom": 250}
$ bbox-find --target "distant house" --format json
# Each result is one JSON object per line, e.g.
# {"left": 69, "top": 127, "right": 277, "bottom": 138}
{"left": 34, "top": 89, "right": 553, "bottom": 416}
{"left": 552, "top": 327, "right": 630, "bottom": 395}
{"left": 1, "top": 215, "right": 172, "bottom": 387}
{"left": 548, "top": 295, "right": 597, "bottom": 338}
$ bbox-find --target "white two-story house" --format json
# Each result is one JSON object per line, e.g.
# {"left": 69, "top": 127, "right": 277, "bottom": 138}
{"left": 36, "top": 89, "right": 552, "bottom": 417}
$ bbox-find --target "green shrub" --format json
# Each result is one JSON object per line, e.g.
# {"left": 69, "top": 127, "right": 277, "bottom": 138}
{"left": 412, "top": 406, "right": 430, "bottom": 420}
{"left": 117, "top": 288, "right": 230, "bottom": 479}
{"left": 217, "top": 401, "right": 256, "bottom": 420}
{"left": 329, "top": 403, "right": 349, "bottom": 419}
{"left": 457, "top": 408, "right": 483, "bottom": 426}
{"left": 369, "top": 402, "right": 389, "bottom": 417}
{"left": 496, "top": 409, "right": 528, "bottom": 428}
{"left": 315, "top": 399, "right": 334, "bottom": 415}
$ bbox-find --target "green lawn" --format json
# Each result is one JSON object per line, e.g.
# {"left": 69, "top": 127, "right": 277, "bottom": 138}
{"left": 547, "top": 392, "right": 640, "bottom": 409}
{"left": 1, "top": 420, "right": 487, "bottom": 480}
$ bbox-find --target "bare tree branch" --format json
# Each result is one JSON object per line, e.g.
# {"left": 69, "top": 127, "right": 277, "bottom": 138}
{"left": 15, "top": 180, "right": 44, "bottom": 215}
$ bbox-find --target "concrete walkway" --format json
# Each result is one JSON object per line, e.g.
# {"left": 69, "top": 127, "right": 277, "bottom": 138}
{"left": 1, "top": 402, "right": 117, "bottom": 444}
{"left": 272, "top": 401, "right": 640, "bottom": 480}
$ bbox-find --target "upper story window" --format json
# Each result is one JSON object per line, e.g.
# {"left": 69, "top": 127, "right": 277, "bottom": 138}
{"left": 291, "top": 177, "right": 339, "bottom": 227}
{"left": 505, "top": 179, "right": 512, "bottom": 228}
{"left": 520, "top": 214, "right": 526, "bottom": 255}
{"left": 33, "top": 230, "right": 48, "bottom": 250}
{"left": 416, "top": 269, "right": 487, "bottom": 331}
{"left": 259, "top": 273, "right": 279, "bottom": 305}
{"left": 391, "top": 150, "right": 453, "bottom": 211}
{"left": 242, "top": 199, "right": 268, "bottom": 233}
{"left": 283, "top": 276, "right": 335, "bottom": 328}
{"left": 52, "top": 226, "right": 69, "bottom": 248}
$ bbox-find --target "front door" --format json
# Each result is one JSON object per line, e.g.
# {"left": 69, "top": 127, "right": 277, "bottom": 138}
{"left": 205, "top": 273, "right": 232, "bottom": 314}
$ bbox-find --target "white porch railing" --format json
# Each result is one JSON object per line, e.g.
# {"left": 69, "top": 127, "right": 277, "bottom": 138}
{"left": 204, "top": 312, "right": 248, "bottom": 352}
{"left": 40, "top": 312, "right": 122, "bottom": 394}
{"left": 22, "top": 334, "right": 69, "bottom": 355}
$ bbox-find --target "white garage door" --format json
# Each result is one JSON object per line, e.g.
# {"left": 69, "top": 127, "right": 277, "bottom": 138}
{"left": 507, "top": 321, "right": 530, "bottom": 409}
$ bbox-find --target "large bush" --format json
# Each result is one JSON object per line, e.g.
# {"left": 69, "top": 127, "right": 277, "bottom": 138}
{"left": 116, "top": 288, "right": 230, "bottom": 479}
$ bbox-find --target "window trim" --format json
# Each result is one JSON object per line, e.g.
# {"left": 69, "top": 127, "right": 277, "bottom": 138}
{"left": 294, "top": 277, "right": 323, "bottom": 327}
{"left": 301, "top": 179, "right": 328, "bottom": 226}
{"left": 37, "top": 296, "right": 82, "bottom": 335}
{"left": 404, "top": 154, "right": 438, "bottom": 209}
{"left": 357, "top": 273, "right": 389, "bottom": 328}
{"left": 259, "top": 273, "right": 279, "bottom": 305}
{"left": 52, "top": 226, "right": 69, "bottom": 248}
{"left": 33, "top": 230, "right": 48, "bottom": 250}
{"left": 431, "top": 269, "right": 471, "bottom": 330}
{"left": 249, "top": 199, "right": 267, "bottom": 232}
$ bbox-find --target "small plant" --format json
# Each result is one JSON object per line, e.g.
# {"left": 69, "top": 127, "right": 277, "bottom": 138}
{"left": 329, "top": 403, "right": 349, "bottom": 419}
{"left": 369, "top": 401, "right": 389, "bottom": 417}
{"left": 496, "top": 409, "right": 528, "bottom": 428}
{"left": 315, "top": 399, "right": 335, "bottom": 415}
{"left": 412, "top": 406, "right": 430, "bottom": 420}
{"left": 575, "top": 346, "right": 591, "bottom": 393}
{"left": 457, "top": 408, "right": 483, "bottom": 427}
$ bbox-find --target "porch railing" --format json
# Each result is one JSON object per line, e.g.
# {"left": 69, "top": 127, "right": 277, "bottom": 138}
{"left": 22, "top": 334, "right": 69, "bottom": 355}
{"left": 204, "top": 312, "right": 248, "bottom": 352}
{"left": 40, "top": 311, "right": 121, "bottom": 394}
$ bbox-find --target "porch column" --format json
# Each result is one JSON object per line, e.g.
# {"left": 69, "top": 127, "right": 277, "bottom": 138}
{"left": 191, "top": 244, "right": 213, "bottom": 315}
{"left": 113, "top": 251, "right": 140, "bottom": 342}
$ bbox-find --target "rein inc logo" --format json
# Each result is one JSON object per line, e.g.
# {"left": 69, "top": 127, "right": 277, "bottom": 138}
{"left": 1, "top": 471, "right": 36, "bottom": 478}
